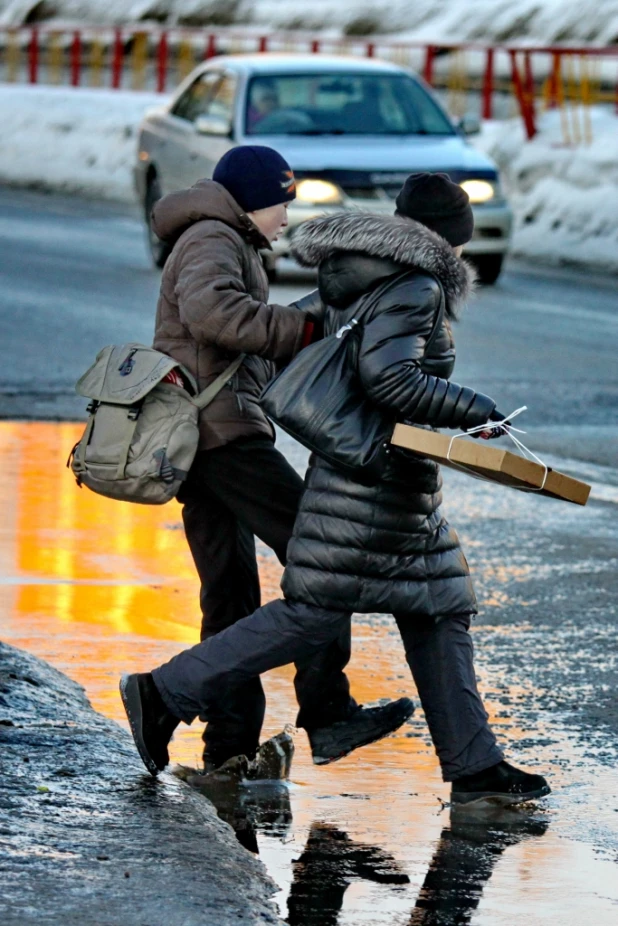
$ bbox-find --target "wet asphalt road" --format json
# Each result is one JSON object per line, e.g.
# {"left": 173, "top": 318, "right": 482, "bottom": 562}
{"left": 0, "top": 188, "right": 617, "bottom": 923}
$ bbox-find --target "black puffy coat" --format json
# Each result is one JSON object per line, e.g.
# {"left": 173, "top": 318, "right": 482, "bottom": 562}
{"left": 281, "top": 213, "right": 496, "bottom": 618}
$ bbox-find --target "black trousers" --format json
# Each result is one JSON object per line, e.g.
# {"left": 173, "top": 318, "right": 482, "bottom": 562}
{"left": 154, "top": 600, "right": 503, "bottom": 781}
{"left": 177, "top": 437, "right": 356, "bottom": 761}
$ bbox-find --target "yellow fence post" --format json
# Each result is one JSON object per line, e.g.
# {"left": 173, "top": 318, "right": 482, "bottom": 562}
{"left": 393, "top": 44, "right": 411, "bottom": 68}
{"left": 90, "top": 34, "right": 105, "bottom": 87}
{"left": 47, "top": 31, "right": 64, "bottom": 84}
{"left": 580, "top": 55, "right": 593, "bottom": 144}
{"left": 447, "top": 48, "right": 467, "bottom": 119}
{"left": 5, "top": 28, "right": 20, "bottom": 82}
{"left": 131, "top": 31, "right": 148, "bottom": 91}
{"left": 177, "top": 37, "right": 194, "bottom": 81}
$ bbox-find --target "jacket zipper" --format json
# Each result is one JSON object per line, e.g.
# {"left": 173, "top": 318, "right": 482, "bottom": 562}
{"left": 233, "top": 371, "right": 244, "bottom": 416}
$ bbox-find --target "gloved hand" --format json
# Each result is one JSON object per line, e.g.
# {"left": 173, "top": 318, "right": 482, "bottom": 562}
{"left": 289, "top": 289, "right": 326, "bottom": 323}
{"left": 471, "top": 407, "right": 511, "bottom": 440}
{"left": 290, "top": 289, "right": 326, "bottom": 348}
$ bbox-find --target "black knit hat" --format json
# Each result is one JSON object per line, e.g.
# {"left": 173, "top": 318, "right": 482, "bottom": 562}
{"left": 395, "top": 172, "right": 474, "bottom": 246}
{"left": 213, "top": 145, "right": 296, "bottom": 212}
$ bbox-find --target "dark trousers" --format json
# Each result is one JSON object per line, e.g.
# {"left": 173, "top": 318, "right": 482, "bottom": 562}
{"left": 177, "top": 437, "right": 356, "bottom": 761}
{"left": 153, "top": 599, "right": 503, "bottom": 781}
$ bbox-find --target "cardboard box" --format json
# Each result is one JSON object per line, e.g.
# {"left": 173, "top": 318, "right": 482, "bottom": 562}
{"left": 391, "top": 424, "right": 591, "bottom": 506}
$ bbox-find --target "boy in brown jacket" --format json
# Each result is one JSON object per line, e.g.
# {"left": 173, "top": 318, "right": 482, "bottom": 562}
{"left": 150, "top": 146, "right": 413, "bottom": 770}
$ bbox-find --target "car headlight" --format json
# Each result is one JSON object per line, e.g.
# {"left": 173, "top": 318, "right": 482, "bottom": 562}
{"left": 295, "top": 179, "right": 342, "bottom": 205}
{"left": 460, "top": 180, "right": 496, "bottom": 204}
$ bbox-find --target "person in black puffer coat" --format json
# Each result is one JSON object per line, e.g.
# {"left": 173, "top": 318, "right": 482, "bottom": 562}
{"left": 281, "top": 211, "right": 487, "bottom": 617}
{"left": 122, "top": 174, "right": 550, "bottom": 807}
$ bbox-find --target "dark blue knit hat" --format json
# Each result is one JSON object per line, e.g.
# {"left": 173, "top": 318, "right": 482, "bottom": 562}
{"left": 213, "top": 145, "right": 296, "bottom": 212}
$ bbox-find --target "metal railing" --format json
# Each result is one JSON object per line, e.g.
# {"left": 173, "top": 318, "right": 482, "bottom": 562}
{"left": 2, "top": 24, "right": 617, "bottom": 141}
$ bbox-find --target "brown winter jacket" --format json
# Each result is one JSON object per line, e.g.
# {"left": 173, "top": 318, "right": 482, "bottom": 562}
{"left": 152, "top": 180, "right": 308, "bottom": 450}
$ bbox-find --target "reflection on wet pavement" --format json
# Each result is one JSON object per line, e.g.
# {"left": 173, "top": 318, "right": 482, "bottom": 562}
{"left": 183, "top": 776, "right": 294, "bottom": 855}
{"left": 408, "top": 813, "right": 550, "bottom": 926}
{"left": 287, "top": 823, "right": 410, "bottom": 926}
{"left": 1, "top": 422, "right": 617, "bottom": 925}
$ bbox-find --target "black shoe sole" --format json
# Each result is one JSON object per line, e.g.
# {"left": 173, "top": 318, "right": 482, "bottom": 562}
{"left": 119, "top": 674, "right": 161, "bottom": 777}
{"left": 451, "top": 783, "right": 551, "bottom": 807}
{"left": 312, "top": 699, "right": 415, "bottom": 766}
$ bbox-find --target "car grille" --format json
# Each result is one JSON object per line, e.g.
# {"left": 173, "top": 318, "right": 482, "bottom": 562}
{"left": 342, "top": 185, "right": 399, "bottom": 201}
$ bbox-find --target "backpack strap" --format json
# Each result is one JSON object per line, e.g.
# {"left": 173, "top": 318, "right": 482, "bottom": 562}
{"left": 72, "top": 414, "right": 95, "bottom": 474}
{"left": 115, "top": 406, "right": 142, "bottom": 479}
{"left": 193, "top": 354, "right": 246, "bottom": 411}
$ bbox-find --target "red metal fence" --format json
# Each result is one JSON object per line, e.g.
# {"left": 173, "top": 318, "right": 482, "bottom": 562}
{"left": 2, "top": 25, "right": 617, "bottom": 140}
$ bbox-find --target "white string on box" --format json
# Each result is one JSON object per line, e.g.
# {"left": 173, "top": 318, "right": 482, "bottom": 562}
{"left": 445, "top": 406, "right": 549, "bottom": 492}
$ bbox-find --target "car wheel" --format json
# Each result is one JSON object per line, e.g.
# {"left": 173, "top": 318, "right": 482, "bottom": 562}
{"left": 145, "top": 177, "right": 172, "bottom": 269}
{"left": 471, "top": 254, "right": 504, "bottom": 285}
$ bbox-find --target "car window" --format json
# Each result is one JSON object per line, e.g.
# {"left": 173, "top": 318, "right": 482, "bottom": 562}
{"left": 245, "top": 73, "right": 454, "bottom": 136}
{"left": 172, "top": 71, "right": 223, "bottom": 123}
{"left": 207, "top": 74, "right": 237, "bottom": 125}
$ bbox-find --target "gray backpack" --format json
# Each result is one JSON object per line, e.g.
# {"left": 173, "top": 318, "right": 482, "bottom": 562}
{"left": 69, "top": 344, "right": 243, "bottom": 505}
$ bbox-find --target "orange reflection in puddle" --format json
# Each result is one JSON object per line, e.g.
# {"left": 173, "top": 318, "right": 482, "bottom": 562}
{"left": 0, "top": 422, "right": 535, "bottom": 760}
{"left": 0, "top": 421, "right": 442, "bottom": 774}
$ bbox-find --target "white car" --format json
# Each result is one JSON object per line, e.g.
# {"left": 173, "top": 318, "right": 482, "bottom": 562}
{"left": 135, "top": 54, "right": 513, "bottom": 283}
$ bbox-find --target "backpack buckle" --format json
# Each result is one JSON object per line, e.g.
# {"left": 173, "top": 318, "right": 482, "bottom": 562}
{"left": 127, "top": 405, "right": 141, "bottom": 421}
{"left": 118, "top": 348, "right": 137, "bottom": 377}
{"left": 86, "top": 400, "right": 99, "bottom": 414}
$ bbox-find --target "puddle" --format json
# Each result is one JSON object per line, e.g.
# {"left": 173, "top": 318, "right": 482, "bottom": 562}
{"left": 0, "top": 422, "right": 617, "bottom": 924}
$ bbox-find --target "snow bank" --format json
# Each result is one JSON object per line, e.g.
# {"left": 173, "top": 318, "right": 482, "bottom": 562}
{"left": 475, "top": 108, "right": 618, "bottom": 272}
{"left": 0, "top": 84, "right": 616, "bottom": 273}
{"left": 0, "top": 84, "right": 166, "bottom": 200}
{"left": 1, "top": 0, "right": 618, "bottom": 46}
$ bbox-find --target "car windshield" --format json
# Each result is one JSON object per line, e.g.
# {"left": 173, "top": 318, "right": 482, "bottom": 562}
{"left": 245, "top": 72, "right": 455, "bottom": 136}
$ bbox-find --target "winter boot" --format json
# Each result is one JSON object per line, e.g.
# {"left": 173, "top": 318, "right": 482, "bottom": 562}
{"left": 120, "top": 672, "right": 180, "bottom": 776}
{"left": 307, "top": 698, "right": 415, "bottom": 766}
{"left": 451, "top": 760, "right": 551, "bottom": 807}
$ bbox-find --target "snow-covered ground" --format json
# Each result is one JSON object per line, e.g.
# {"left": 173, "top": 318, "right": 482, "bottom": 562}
{"left": 0, "top": 85, "right": 165, "bottom": 201}
{"left": 0, "top": 83, "right": 616, "bottom": 273}
{"left": 1, "top": 0, "right": 618, "bottom": 46}
{"left": 475, "top": 109, "right": 618, "bottom": 272}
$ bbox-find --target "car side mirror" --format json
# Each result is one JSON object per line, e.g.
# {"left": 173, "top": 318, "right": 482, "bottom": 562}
{"left": 194, "top": 114, "right": 232, "bottom": 137}
{"left": 456, "top": 114, "right": 481, "bottom": 136}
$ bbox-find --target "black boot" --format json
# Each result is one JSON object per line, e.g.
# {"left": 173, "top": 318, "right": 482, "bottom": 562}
{"left": 120, "top": 673, "right": 180, "bottom": 776}
{"left": 307, "top": 698, "right": 414, "bottom": 766}
{"left": 451, "top": 760, "right": 551, "bottom": 807}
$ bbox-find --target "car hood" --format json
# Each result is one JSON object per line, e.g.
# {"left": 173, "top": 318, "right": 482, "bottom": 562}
{"left": 239, "top": 133, "right": 497, "bottom": 176}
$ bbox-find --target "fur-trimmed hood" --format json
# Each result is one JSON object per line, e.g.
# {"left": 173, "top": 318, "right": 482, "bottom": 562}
{"left": 291, "top": 212, "right": 475, "bottom": 316}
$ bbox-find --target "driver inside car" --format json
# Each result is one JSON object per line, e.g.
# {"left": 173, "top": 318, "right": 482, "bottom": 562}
{"left": 247, "top": 80, "right": 281, "bottom": 131}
